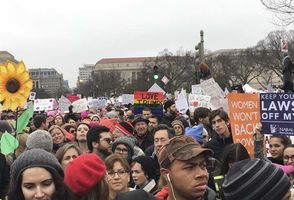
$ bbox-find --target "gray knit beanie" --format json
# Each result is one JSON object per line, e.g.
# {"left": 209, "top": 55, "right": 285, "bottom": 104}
{"left": 26, "top": 130, "right": 53, "bottom": 152}
{"left": 11, "top": 149, "right": 64, "bottom": 187}
{"left": 112, "top": 136, "right": 135, "bottom": 162}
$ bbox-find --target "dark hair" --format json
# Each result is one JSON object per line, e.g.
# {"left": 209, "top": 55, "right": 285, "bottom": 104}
{"left": 143, "top": 107, "right": 151, "bottom": 112}
{"left": 209, "top": 109, "right": 229, "bottom": 124}
{"left": 115, "top": 109, "right": 124, "bottom": 117}
{"left": 54, "top": 114, "right": 65, "bottom": 125}
{"left": 270, "top": 135, "right": 292, "bottom": 147}
{"left": 87, "top": 125, "right": 110, "bottom": 152}
{"left": 284, "top": 144, "right": 294, "bottom": 152}
{"left": 9, "top": 167, "right": 75, "bottom": 200}
{"left": 33, "top": 114, "right": 47, "bottom": 129}
{"left": 149, "top": 115, "right": 161, "bottom": 123}
{"left": 221, "top": 143, "right": 250, "bottom": 175}
{"left": 153, "top": 124, "right": 175, "bottom": 139}
{"left": 193, "top": 107, "right": 211, "bottom": 124}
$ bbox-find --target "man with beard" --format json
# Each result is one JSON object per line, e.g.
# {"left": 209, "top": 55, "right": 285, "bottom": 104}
{"left": 157, "top": 136, "right": 217, "bottom": 200}
{"left": 132, "top": 115, "right": 153, "bottom": 153}
{"left": 87, "top": 125, "right": 112, "bottom": 160}
{"left": 161, "top": 100, "right": 177, "bottom": 127}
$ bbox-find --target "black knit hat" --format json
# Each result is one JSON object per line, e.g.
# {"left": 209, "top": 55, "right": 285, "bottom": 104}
{"left": 132, "top": 156, "right": 157, "bottom": 180}
{"left": 222, "top": 158, "right": 291, "bottom": 200}
{"left": 164, "top": 99, "right": 175, "bottom": 110}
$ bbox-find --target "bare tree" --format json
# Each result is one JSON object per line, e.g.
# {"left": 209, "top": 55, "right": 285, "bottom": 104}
{"left": 154, "top": 49, "right": 196, "bottom": 92}
{"left": 260, "top": 0, "right": 294, "bottom": 25}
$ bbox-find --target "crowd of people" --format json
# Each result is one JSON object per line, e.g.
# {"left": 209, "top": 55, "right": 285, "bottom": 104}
{"left": 0, "top": 99, "right": 293, "bottom": 200}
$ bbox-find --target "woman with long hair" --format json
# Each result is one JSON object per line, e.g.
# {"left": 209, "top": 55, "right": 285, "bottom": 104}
{"left": 9, "top": 149, "right": 74, "bottom": 200}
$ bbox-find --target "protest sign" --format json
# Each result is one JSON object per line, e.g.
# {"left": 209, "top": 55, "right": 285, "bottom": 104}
{"left": 188, "top": 94, "right": 211, "bottom": 112}
{"left": 58, "top": 96, "right": 72, "bottom": 113}
{"left": 191, "top": 84, "right": 202, "bottom": 94}
{"left": 88, "top": 99, "right": 107, "bottom": 110}
{"left": 134, "top": 91, "right": 164, "bottom": 116}
{"left": 228, "top": 93, "right": 260, "bottom": 157}
{"left": 148, "top": 83, "right": 166, "bottom": 94}
{"left": 260, "top": 93, "right": 294, "bottom": 135}
{"left": 29, "top": 92, "right": 36, "bottom": 101}
{"left": 122, "top": 94, "right": 134, "bottom": 105}
{"left": 200, "top": 78, "right": 225, "bottom": 110}
{"left": 34, "top": 98, "right": 55, "bottom": 111}
{"left": 175, "top": 98, "right": 189, "bottom": 114}
{"left": 72, "top": 98, "right": 88, "bottom": 113}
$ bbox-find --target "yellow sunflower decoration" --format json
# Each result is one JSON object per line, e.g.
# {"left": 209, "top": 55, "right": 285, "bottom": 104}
{"left": 0, "top": 61, "right": 33, "bottom": 111}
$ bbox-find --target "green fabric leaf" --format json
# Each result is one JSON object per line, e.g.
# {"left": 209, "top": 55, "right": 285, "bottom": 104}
{"left": 16, "top": 103, "right": 34, "bottom": 134}
{"left": 0, "top": 131, "right": 19, "bottom": 156}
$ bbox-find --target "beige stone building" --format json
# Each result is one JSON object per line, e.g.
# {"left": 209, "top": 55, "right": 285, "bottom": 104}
{"left": 29, "top": 68, "right": 64, "bottom": 96}
{"left": 0, "top": 51, "right": 18, "bottom": 64}
{"left": 93, "top": 57, "right": 156, "bottom": 83}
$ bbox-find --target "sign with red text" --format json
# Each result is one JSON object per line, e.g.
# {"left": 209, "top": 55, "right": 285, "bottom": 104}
{"left": 134, "top": 91, "right": 164, "bottom": 117}
{"left": 228, "top": 93, "right": 260, "bottom": 157}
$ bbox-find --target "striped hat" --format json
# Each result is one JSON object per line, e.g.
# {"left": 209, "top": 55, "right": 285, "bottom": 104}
{"left": 222, "top": 158, "right": 291, "bottom": 200}
{"left": 115, "top": 121, "right": 134, "bottom": 136}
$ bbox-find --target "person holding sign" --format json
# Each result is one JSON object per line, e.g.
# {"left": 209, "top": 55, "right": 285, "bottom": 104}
{"left": 254, "top": 124, "right": 292, "bottom": 165}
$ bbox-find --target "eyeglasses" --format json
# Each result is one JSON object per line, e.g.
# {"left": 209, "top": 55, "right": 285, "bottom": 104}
{"left": 106, "top": 170, "right": 128, "bottom": 178}
{"left": 283, "top": 155, "right": 294, "bottom": 162}
{"left": 115, "top": 147, "right": 128, "bottom": 153}
{"left": 101, "top": 138, "right": 112, "bottom": 144}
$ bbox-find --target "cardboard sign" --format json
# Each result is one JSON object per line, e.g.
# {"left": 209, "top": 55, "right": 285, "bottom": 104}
{"left": 34, "top": 98, "right": 55, "bottom": 111}
{"left": 58, "top": 96, "right": 72, "bottom": 113}
{"left": 228, "top": 93, "right": 260, "bottom": 157}
{"left": 191, "top": 84, "right": 202, "bottom": 94}
{"left": 88, "top": 99, "right": 107, "bottom": 110}
{"left": 260, "top": 93, "right": 294, "bottom": 135}
{"left": 200, "top": 78, "right": 225, "bottom": 110}
{"left": 134, "top": 91, "right": 164, "bottom": 116}
{"left": 72, "top": 98, "right": 88, "bottom": 113}
{"left": 188, "top": 94, "right": 211, "bottom": 112}
{"left": 122, "top": 94, "right": 134, "bottom": 105}
{"left": 29, "top": 92, "right": 36, "bottom": 100}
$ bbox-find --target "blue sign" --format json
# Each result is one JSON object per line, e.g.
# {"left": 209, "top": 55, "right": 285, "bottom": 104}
{"left": 260, "top": 93, "right": 294, "bottom": 135}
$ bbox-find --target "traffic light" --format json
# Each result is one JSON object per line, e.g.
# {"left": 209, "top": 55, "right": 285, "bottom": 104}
{"left": 153, "top": 65, "right": 159, "bottom": 80}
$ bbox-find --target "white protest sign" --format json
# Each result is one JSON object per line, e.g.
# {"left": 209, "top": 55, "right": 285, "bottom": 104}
{"left": 122, "top": 94, "right": 134, "bottom": 105}
{"left": 72, "top": 98, "right": 88, "bottom": 113}
{"left": 188, "top": 94, "right": 211, "bottom": 112}
{"left": 88, "top": 99, "right": 107, "bottom": 109}
{"left": 29, "top": 92, "right": 36, "bottom": 101}
{"left": 34, "top": 98, "right": 55, "bottom": 111}
{"left": 200, "top": 78, "right": 225, "bottom": 110}
{"left": 148, "top": 83, "right": 166, "bottom": 94}
{"left": 176, "top": 98, "right": 189, "bottom": 114}
{"left": 58, "top": 96, "right": 71, "bottom": 113}
{"left": 191, "top": 84, "right": 202, "bottom": 94}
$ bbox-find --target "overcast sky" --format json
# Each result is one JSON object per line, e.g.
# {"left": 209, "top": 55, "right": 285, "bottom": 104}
{"left": 0, "top": 0, "right": 286, "bottom": 87}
